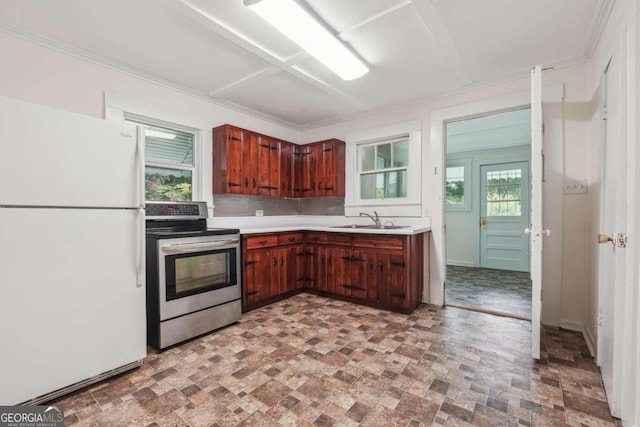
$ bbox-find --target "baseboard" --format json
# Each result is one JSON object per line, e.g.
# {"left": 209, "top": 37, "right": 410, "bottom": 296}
{"left": 583, "top": 325, "right": 597, "bottom": 358}
{"left": 559, "top": 319, "right": 583, "bottom": 331}
{"left": 446, "top": 260, "right": 475, "bottom": 268}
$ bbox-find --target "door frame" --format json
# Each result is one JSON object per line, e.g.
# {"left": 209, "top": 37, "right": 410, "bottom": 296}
{"left": 429, "top": 85, "right": 564, "bottom": 322}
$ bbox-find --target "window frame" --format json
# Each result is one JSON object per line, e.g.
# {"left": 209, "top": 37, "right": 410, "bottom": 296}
{"left": 445, "top": 159, "right": 472, "bottom": 212}
{"left": 125, "top": 113, "right": 199, "bottom": 202}
{"left": 345, "top": 120, "right": 422, "bottom": 217}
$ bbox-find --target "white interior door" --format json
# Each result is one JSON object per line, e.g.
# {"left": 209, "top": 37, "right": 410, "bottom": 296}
{"left": 529, "top": 66, "right": 544, "bottom": 360}
{"left": 480, "top": 161, "right": 530, "bottom": 272}
{"left": 597, "top": 54, "right": 626, "bottom": 418}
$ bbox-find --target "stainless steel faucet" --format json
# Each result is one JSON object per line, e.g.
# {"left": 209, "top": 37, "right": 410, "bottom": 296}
{"left": 360, "top": 211, "right": 381, "bottom": 228}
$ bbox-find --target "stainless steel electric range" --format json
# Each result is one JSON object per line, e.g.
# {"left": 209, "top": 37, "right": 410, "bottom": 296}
{"left": 145, "top": 201, "right": 241, "bottom": 349}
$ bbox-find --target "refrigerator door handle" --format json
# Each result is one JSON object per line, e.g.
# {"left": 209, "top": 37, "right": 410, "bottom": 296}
{"left": 136, "top": 127, "right": 146, "bottom": 288}
{"left": 137, "top": 127, "right": 146, "bottom": 208}
{"left": 137, "top": 208, "right": 145, "bottom": 287}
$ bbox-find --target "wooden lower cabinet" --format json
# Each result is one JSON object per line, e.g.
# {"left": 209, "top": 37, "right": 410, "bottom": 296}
{"left": 242, "top": 231, "right": 426, "bottom": 314}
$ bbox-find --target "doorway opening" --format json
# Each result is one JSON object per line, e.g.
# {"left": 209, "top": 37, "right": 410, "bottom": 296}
{"left": 444, "top": 107, "right": 532, "bottom": 319}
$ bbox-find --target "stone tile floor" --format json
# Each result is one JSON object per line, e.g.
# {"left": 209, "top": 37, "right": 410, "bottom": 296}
{"left": 55, "top": 293, "right": 620, "bottom": 426}
{"left": 446, "top": 266, "right": 532, "bottom": 319}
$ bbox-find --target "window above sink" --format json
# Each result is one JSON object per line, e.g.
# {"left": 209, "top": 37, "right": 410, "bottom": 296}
{"left": 344, "top": 120, "right": 422, "bottom": 217}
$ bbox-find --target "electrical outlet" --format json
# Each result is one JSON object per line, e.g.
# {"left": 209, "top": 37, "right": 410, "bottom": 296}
{"left": 255, "top": 209, "right": 264, "bottom": 216}
{"left": 563, "top": 179, "right": 588, "bottom": 194}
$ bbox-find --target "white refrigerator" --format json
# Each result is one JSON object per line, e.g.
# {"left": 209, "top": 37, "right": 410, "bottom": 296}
{"left": 0, "top": 96, "right": 147, "bottom": 405}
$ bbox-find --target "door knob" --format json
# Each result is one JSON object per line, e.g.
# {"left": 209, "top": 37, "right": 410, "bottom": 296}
{"left": 480, "top": 217, "right": 487, "bottom": 229}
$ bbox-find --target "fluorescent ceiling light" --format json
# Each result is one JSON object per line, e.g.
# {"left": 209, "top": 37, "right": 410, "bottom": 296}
{"left": 145, "top": 129, "right": 176, "bottom": 140}
{"left": 245, "top": 0, "right": 369, "bottom": 80}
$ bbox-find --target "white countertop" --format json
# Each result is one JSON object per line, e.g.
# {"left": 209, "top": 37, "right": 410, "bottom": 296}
{"left": 207, "top": 215, "right": 431, "bottom": 235}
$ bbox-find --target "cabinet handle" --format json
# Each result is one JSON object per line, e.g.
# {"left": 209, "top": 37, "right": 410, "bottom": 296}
{"left": 245, "top": 291, "right": 258, "bottom": 296}
{"left": 244, "top": 260, "right": 257, "bottom": 266}
{"left": 245, "top": 177, "right": 249, "bottom": 187}
{"left": 323, "top": 187, "right": 333, "bottom": 191}
{"left": 323, "top": 148, "right": 333, "bottom": 152}
{"left": 312, "top": 181, "right": 315, "bottom": 191}
{"left": 281, "top": 256, "right": 284, "bottom": 267}
{"left": 351, "top": 257, "right": 365, "bottom": 262}
{"left": 229, "top": 135, "right": 241, "bottom": 141}
{"left": 258, "top": 240, "right": 268, "bottom": 244}
{"left": 273, "top": 257, "right": 277, "bottom": 267}
{"left": 321, "top": 255, "right": 325, "bottom": 265}
{"left": 259, "top": 143, "right": 270, "bottom": 149}
{"left": 253, "top": 178, "right": 256, "bottom": 188}
{"left": 391, "top": 293, "right": 406, "bottom": 299}
{"left": 228, "top": 182, "right": 241, "bottom": 187}
{"left": 296, "top": 252, "right": 304, "bottom": 257}
{"left": 270, "top": 145, "right": 279, "bottom": 151}
{"left": 379, "top": 261, "right": 384, "bottom": 272}
{"left": 287, "top": 237, "right": 295, "bottom": 242}
{"left": 369, "top": 260, "right": 373, "bottom": 270}
{"left": 328, "top": 256, "right": 332, "bottom": 265}
{"left": 391, "top": 261, "right": 406, "bottom": 267}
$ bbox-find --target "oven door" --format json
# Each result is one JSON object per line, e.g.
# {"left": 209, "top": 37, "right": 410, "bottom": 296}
{"left": 157, "top": 235, "right": 241, "bottom": 321}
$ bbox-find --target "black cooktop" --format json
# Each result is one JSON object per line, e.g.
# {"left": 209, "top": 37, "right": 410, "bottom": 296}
{"left": 145, "top": 201, "right": 238, "bottom": 239}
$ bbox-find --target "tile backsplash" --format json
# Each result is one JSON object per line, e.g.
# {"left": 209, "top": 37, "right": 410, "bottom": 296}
{"left": 212, "top": 194, "right": 344, "bottom": 217}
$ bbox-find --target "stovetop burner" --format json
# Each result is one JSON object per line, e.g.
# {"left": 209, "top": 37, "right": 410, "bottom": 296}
{"left": 145, "top": 201, "right": 238, "bottom": 239}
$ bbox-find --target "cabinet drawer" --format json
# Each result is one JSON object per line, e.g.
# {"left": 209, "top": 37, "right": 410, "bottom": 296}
{"left": 305, "top": 232, "right": 327, "bottom": 244}
{"left": 245, "top": 235, "right": 278, "bottom": 249}
{"left": 353, "top": 235, "right": 405, "bottom": 250}
{"left": 278, "top": 232, "right": 305, "bottom": 245}
{"left": 325, "top": 233, "right": 352, "bottom": 245}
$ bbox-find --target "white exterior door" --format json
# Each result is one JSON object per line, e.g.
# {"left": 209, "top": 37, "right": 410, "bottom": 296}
{"left": 529, "top": 65, "right": 544, "bottom": 360}
{"left": 479, "top": 161, "right": 530, "bottom": 272}
{"left": 597, "top": 54, "right": 626, "bottom": 418}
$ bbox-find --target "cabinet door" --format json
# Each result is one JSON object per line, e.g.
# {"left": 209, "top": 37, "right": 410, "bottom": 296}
{"left": 280, "top": 141, "right": 293, "bottom": 198}
{"left": 332, "top": 246, "right": 351, "bottom": 296}
{"left": 320, "top": 140, "right": 335, "bottom": 195}
{"left": 226, "top": 127, "right": 245, "bottom": 193}
{"left": 257, "top": 136, "right": 272, "bottom": 196}
{"left": 378, "top": 252, "right": 408, "bottom": 310}
{"left": 303, "top": 244, "right": 317, "bottom": 289}
{"left": 349, "top": 249, "right": 371, "bottom": 300}
{"left": 279, "top": 245, "right": 301, "bottom": 293}
{"left": 302, "top": 143, "right": 322, "bottom": 197}
{"left": 244, "top": 247, "right": 274, "bottom": 306}
{"left": 242, "top": 133, "right": 258, "bottom": 194}
{"left": 292, "top": 146, "right": 303, "bottom": 198}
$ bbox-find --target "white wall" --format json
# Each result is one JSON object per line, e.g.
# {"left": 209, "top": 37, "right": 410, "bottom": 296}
{"left": 446, "top": 145, "right": 530, "bottom": 268}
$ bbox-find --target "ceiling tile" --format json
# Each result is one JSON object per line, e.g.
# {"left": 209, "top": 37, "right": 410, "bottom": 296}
{"left": 218, "top": 71, "right": 360, "bottom": 126}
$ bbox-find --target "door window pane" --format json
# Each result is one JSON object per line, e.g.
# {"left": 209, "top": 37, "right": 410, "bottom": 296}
{"left": 486, "top": 168, "right": 522, "bottom": 216}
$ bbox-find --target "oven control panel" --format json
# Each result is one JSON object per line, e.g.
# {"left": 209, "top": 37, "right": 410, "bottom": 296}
{"left": 145, "top": 201, "right": 208, "bottom": 219}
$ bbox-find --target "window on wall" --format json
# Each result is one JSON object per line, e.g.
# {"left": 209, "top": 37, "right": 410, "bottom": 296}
{"left": 345, "top": 120, "right": 421, "bottom": 216}
{"left": 446, "top": 160, "right": 471, "bottom": 211}
{"left": 126, "top": 119, "right": 196, "bottom": 201}
{"left": 359, "top": 138, "right": 408, "bottom": 200}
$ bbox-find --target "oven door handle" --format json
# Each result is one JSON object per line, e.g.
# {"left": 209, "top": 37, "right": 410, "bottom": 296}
{"left": 160, "top": 239, "right": 239, "bottom": 254}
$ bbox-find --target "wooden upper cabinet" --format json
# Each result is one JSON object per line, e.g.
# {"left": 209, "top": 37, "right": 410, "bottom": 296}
{"left": 213, "top": 124, "right": 344, "bottom": 198}
{"left": 300, "top": 139, "right": 346, "bottom": 197}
